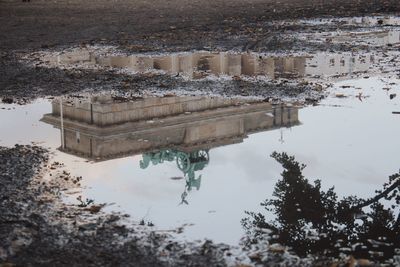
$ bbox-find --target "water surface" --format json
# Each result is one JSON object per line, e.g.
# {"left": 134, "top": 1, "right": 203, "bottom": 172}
{"left": 0, "top": 76, "right": 399, "bottom": 244}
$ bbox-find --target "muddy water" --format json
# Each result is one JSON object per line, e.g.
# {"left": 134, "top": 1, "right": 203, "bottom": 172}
{"left": 0, "top": 76, "right": 399, "bottom": 244}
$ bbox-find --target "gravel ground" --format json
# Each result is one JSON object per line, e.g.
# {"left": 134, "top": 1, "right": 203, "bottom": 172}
{"left": 0, "top": 0, "right": 399, "bottom": 52}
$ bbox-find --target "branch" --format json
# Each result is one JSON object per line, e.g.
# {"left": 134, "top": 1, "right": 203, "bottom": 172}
{"left": 352, "top": 174, "right": 400, "bottom": 210}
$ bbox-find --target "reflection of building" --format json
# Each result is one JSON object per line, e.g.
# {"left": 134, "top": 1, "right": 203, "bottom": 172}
{"left": 304, "top": 53, "right": 374, "bottom": 77}
{"left": 49, "top": 49, "right": 384, "bottom": 80}
{"left": 274, "top": 57, "right": 307, "bottom": 78}
{"left": 41, "top": 95, "right": 300, "bottom": 161}
{"left": 99, "top": 52, "right": 277, "bottom": 78}
{"left": 42, "top": 95, "right": 300, "bottom": 204}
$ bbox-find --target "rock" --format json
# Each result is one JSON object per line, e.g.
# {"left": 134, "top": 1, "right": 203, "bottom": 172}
{"left": 269, "top": 243, "right": 286, "bottom": 253}
{"left": 248, "top": 252, "right": 261, "bottom": 260}
{"left": 335, "top": 93, "right": 346, "bottom": 98}
{"left": 357, "top": 258, "right": 372, "bottom": 266}
{"left": 85, "top": 204, "right": 104, "bottom": 214}
{"left": 1, "top": 98, "right": 13, "bottom": 104}
{"left": 78, "top": 223, "right": 98, "bottom": 231}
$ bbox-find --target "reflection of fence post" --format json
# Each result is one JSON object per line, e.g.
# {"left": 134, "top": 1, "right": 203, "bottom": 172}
{"left": 60, "top": 98, "right": 65, "bottom": 149}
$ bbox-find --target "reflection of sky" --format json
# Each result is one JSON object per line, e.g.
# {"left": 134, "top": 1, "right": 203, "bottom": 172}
{"left": 0, "top": 77, "right": 399, "bottom": 245}
{"left": 0, "top": 99, "right": 59, "bottom": 148}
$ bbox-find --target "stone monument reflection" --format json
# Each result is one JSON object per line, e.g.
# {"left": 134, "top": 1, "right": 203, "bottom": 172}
{"left": 42, "top": 94, "right": 300, "bottom": 203}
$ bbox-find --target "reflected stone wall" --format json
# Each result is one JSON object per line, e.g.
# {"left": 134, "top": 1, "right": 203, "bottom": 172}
{"left": 42, "top": 97, "right": 300, "bottom": 160}
{"left": 47, "top": 47, "right": 393, "bottom": 80}
{"left": 51, "top": 96, "right": 242, "bottom": 126}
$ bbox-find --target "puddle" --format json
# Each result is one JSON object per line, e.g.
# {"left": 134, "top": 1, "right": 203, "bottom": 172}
{"left": 301, "top": 28, "right": 400, "bottom": 46}
{"left": 295, "top": 15, "right": 400, "bottom": 48}
{"left": 1, "top": 76, "right": 399, "bottom": 245}
{"left": 328, "top": 29, "right": 400, "bottom": 45}
{"left": 38, "top": 49, "right": 386, "bottom": 82}
{"left": 2, "top": 15, "right": 400, "bottom": 261}
{"left": 298, "top": 15, "right": 400, "bottom": 26}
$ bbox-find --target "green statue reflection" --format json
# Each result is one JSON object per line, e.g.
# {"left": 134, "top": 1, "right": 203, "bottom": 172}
{"left": 139, "top": 149, "right": 210, "bottom": 204}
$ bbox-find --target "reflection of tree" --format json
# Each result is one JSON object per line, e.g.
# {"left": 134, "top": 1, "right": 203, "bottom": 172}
{"left": 139, "top": 149, "right": 209, "bottom": 204}
{"left": 242, "top": 152, "right": 400, "bottom": 263}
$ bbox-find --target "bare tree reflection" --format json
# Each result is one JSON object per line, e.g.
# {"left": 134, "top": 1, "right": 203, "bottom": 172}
{"left": 242, "top": 152, "right": 400, "bottom": 262}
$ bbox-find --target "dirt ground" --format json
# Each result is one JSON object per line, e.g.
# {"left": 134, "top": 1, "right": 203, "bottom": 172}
{"left": 1, "top": 0, "right": 400, "bottom": 51}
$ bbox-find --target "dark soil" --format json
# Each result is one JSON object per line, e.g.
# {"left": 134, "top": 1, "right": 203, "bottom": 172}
{"left": 0, "top": 0, "right": 399, "bottom": 51}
